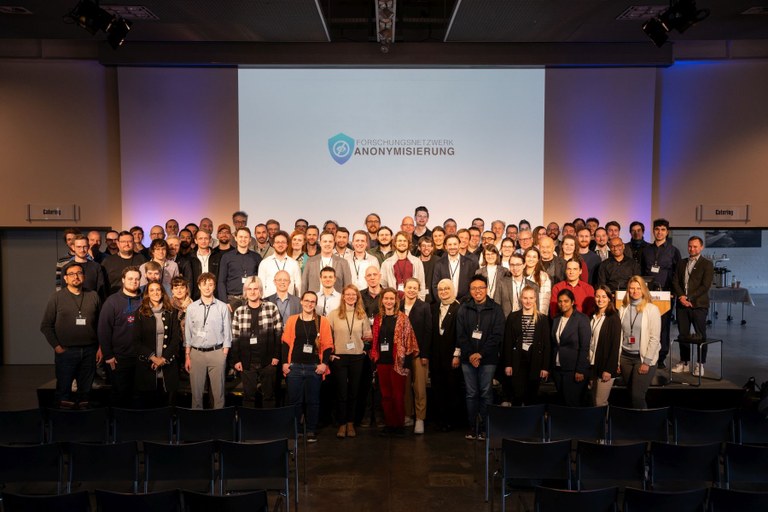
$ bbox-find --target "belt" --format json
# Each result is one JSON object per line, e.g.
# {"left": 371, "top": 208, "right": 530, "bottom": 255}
{"left": 191, "top": 344, "right": 224, "bottom": 352}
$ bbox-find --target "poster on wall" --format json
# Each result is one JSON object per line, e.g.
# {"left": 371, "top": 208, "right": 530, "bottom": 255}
{"left": 704, "top": 230, "right": 762, "bottom": 248}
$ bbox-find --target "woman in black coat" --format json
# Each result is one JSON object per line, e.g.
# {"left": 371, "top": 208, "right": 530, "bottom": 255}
{"left": 133, "top": 282, "right": 182, "bottom": 407}
{"left": 503, "top": 286, "right": 551, "bottom": 405}
{"left": 589, "top": 285, "right": 621, "bottom": 406}
{"left": 429, "top": 278, "right": 465, "bottom": 431}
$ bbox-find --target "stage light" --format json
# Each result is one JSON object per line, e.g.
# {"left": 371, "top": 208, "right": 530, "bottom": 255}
{"left": 66, "top": 0, "right": 132, "bottom": 49}
{"left": 642, "top": 0, "right": 710, "bottom": 47}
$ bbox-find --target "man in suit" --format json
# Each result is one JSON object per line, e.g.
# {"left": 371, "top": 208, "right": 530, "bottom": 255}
{"left": 432, "top": 234, "right": 479, "bottom": 301}
{"left": 671, "top": 236, "right": 714, "bottom": 376}
{"left": 302, "top": 231, "right": 352, "bottom": 294}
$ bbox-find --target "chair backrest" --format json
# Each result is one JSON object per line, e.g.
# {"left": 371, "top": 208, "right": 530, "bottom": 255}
{"left": 672, "top": 407, "right": 735, "bottom": 445}
{"left": 724, "top": 442, "right": 768, "bottom": 491}
{"left": 708, "top": 487, "right": 768, "bottom": 512}
{"left": 576, "top": 441, "right": 646, "bottom": 490}
{"left": 534, "top": 486, "right": 618, "bottom": 512}
{"left": 1, "top": 490, "right": 90, "bottom": 512}
{"left": 68, "top": 441, "right": 139, "bottom": 493}
{"left": 649, "top": 442, "right": 721, "bottom": 490}
{"left": 47, "top": 407, "right": 110, "bottom": 443}
{"left": 182, "top": 489, "right": 269, "bottom": 512}
{"left": 218, "top": 439, "right": 289, "bottom": 495}
{"left": 737, "top": 409, "right": 768, "bottom": 445}
{"left": 96, "top": 489, "right": 181, "bottom": 512}
{"left": 488, "top": 404, "right": 546, "bottom": 448}
{"left": 112, "top": 406, "right": 173, "bottom": 443}
{"left": 548, "top": 405, "right": 608, "bottom": 442}
{"left": 623, "top": 487, "right": 708, "bottom": 512}
{"left": 175, "top": 406, "right": 236, "bottom": 442}
{"left": 608, "top": 406, "right": 669, "bottom": 444}
{"left": 237, "top": 406, "right": 298, "bottom": 442}
{"left": 0, "top": 409, "right": 45, "bottom": 444}
{"left": 143, "top": 440, "right": 216, "bottom": 493}
{"left": 502, "top": 438, "right": 572, "bottom": 483}
{"left": 0, "top": 443, "right": 62, "bottom": 494}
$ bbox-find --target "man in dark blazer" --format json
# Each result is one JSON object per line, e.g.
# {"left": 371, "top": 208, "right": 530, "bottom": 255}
{"left": 432, "top": 234, "right": 479, "bottom": 301}
{"left": 301, "top": 231, "right": 352, "bottom": 294}
{"left": 671, "top": 236, "right": 714, "bottom": 376}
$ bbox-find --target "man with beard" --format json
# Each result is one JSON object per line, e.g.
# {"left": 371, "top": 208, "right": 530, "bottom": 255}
{"left": 368, "top": 226, "right": 394, "bottom": 265}
{"left": 102, "top": 231, "right": 147, "bottom": 295}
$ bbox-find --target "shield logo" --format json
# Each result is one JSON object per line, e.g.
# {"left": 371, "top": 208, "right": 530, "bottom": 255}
{"left": 328, "top": 133, "right": 355, "bottom": 165}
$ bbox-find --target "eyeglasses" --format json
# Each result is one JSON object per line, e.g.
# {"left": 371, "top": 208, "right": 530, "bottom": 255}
{"left": 302, "top": 299, "right": 317, "bottom": 304}
{"left": 470, "top": 286, "right": 487, "bottom": 291}
{"left": 65, "top": 271, "right": 84, "bottom": 277}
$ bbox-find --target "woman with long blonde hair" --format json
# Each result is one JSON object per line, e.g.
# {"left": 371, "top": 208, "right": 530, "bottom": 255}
{"left": 328, "top": 285, "right": 371, "bottom": 438}
{"left": 618, "top": 276, "right": 661, "bottom": 408}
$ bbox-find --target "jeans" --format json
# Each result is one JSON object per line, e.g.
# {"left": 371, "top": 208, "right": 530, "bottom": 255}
{"left": 285, "top": 363, "right": 322, "bottom": 433}
{"left": 461, "top": 363, "right": 496, "bottom": 432}
{"left": 55, "top": 344, "right": 98, "bottom": 404}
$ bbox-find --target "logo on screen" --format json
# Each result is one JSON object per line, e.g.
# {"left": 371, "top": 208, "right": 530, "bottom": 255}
{"left": 328, "top": 133, "right": 355, "bottom": 165}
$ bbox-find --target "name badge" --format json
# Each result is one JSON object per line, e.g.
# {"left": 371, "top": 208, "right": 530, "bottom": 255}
{"left": 76, "top": 317, "right": 86, "bottom": 326}
{"left": 381, "top": 342, "right": 390, "bottom": 352}
{"left": 650, "top": 265, "right": 660, "bottom": 273}
{"left": 250, "top": 337, "right": 258, "bottom": 345}
{"left": 303, "top": 344, "right": 314, "bottom": 354}
{"left": 346, "top": 342, "right": 355, "bottom": 350}
{"left": 242, "top": 277, "right": 248, "bottom": 284}
{"left": 397, "top": 283, "right": 404, "bottom": 292}
{"left": 629, "top": 336, "right": 636, "bottom": 345}
{"left": 472, "top": 329, "right": 483, "bottom": 340}
{"left": 522, "top": 343, "right": 531, "bottom": 352}
{"left": 368, "top": 316, "right": 374, "bottom": 325}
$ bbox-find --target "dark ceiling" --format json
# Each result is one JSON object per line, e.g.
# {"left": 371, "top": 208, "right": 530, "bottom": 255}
{"left": 1, "top": 0, "right": 767, "bottom": 65}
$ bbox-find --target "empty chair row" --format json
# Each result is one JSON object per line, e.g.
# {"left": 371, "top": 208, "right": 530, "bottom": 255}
{"left": 0, "top": 439, "right": 290, "bottom": 508}
{"left": 0, "top": 405, "right": 301, "bottom": 444}
{"left": 1, "top": 489, "right": 269, "bottom": 512}
{"left": 535, "top": 486, "right": 768, "bottom": 512}
{"left": 492, "top": 439, "right": 768, "bottom": 512}
{"left": 486, "top": 404, "right": 749, "bottom": 446}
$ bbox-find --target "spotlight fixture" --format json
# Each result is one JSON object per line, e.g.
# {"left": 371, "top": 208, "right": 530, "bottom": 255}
{"left": 642, "top": 0, "right": 710, "bottom": 47}
{"left": 66, "top": 0, "right": 133, "bottom": 49}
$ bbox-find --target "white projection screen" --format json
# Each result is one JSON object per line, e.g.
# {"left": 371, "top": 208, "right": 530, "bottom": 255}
{"left": 239, "top": 68, "right": 545, "bottom": 231}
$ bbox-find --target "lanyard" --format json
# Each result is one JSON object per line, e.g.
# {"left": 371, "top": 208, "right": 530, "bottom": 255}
{"left": 352, "top": 254, "right": 366, "bottom": 276}
{"left": 68, "top": 290, "right": 85, "bottom": 315}
{"left": 345, "top": 311, "right": 356, "bottom": 341}
{"left": 276, "top": 298, "right": 289, "bottom": 320}
{"left": 274, "top": 258, "right": 286, "bottom": 271}
{"left": 299, "top": 318, "right": 316, "bottom": 347}
{"left": 487, "top": 266, "right": 497, "bottom": 297}
{"left": 202, "top": 303, "right": 213, "bottom": 327}
{"left": 449, "top": 259, "right": 459, "bottom": 279}
{"left": 629, "top": 306, "right": 639, "bottom": 336}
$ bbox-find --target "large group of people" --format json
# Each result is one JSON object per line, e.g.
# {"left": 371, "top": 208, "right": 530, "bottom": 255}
{"left": 40, "top": 208, "right": 714, "bottom": 441}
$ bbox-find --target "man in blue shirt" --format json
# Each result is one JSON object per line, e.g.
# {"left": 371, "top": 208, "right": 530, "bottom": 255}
{"left": 185, "top": 272, "right": 233, "bottom": 409}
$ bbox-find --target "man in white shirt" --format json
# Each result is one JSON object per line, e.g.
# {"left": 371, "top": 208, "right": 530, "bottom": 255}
{"left": 259, "top": 230, "right": 302, "bottom": 297}
{"left": 346, "top": 230, "right": 380, "bottom": 290}
{"left": 316, "top": 267, "right": 341, "bottom": 316}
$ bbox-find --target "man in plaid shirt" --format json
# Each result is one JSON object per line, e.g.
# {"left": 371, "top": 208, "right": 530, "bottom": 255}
{"left": 231, "top": 276, "right": 282, "bottom": 408}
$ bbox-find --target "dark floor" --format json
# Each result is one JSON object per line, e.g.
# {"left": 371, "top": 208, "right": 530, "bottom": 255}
{"left": 1, "top": 295, "right": 766, "bottom": 511}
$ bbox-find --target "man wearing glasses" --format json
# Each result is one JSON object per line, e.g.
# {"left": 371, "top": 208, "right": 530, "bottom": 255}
{"left": 453, "top": 275, "right": 504, "bottom": 440}
{"left": 597, "top": 238, "right": 641, "bottom": 292}
{"left": 41, "top": 261, "right": 101, "bottom": 409}
{"left": 364, "top": 213, "right": 381, "bottom": 249}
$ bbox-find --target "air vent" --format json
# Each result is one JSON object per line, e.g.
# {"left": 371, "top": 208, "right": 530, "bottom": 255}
{"left": 101, "top": 5, "right": 159, "bottom": 20}
{"left": 742, "top": 7, "right": 768, "bottom": 14}
{"left": 0, "top": 6, "right": 33, "bottom": 14}
{"left": 616, "top": 6, "right": 668, "bottom": 20}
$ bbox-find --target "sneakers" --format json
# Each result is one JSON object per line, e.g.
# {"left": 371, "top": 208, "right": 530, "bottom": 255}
{"left": 404, "top": 417, "right": 415, "bottom": 427}
{"left": 477, "top": 431, "right": 486, "bottom": 441}
{"left": 500, "top": 401, "right": 512, "bottom": 407}
{"left": 671, "top": 362, "right": 689, "bottom": 374}
{"left": 414, "top": 419, "right": 424, "bottom": 434}
{"left": 692, "top": 363, "right": 705, "bottom": 377}
{"left": 307, "top": 432, "right": 318, "bottom": 443}
{"left": 465, "top": 430, "right": 477, "bottom": 440}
